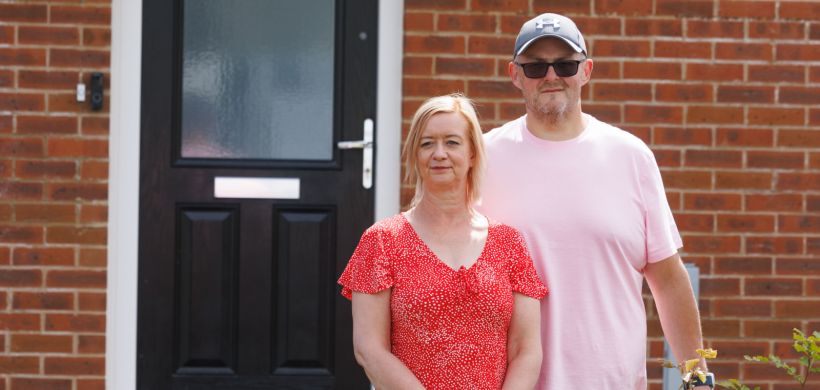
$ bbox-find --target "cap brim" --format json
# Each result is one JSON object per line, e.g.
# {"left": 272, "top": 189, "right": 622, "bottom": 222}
{"left": 516, "top": 35, "right": 584, "bottom": 57}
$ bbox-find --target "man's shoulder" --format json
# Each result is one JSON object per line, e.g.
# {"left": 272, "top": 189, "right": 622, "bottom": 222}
{"left": 588, "top": 116, "right": 653, "bottom": 157}
{"left": 482, "top": 116, "right": 524, "bottom": 147}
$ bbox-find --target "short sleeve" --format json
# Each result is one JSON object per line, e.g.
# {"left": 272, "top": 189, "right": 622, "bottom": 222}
{"left": 506, "top": 228, "right": 548, "bottom": 299}
{"left": 338, "top": 226, "right": 394, "bottom": 300}
{"left": 641, "top": 153, "right": 683, "bottom": 263}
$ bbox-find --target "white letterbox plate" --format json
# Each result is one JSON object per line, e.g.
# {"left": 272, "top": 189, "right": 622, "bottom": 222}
{"left": 214, "top": 177, "right": 300, "bottom": 199}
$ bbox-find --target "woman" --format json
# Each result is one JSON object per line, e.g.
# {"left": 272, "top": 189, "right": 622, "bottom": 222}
{"left": 338, "top": 94, "right": 547, "bottom": 390}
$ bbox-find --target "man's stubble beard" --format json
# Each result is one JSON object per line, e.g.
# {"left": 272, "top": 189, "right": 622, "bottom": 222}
{"left": 522, "top": 80, "right": 581, "bottom": 125}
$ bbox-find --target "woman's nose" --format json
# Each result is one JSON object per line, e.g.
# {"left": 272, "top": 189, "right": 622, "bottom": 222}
{"left": 432, "top": 143, "right": 447, "bottom": 158}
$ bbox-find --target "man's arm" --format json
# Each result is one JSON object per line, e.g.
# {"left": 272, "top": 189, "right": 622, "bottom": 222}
{"left": 644, "top": 252, "right": 711, "bottom": 388}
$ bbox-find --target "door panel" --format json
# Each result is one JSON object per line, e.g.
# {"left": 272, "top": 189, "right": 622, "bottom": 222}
{"left": 138, "top": 0, "right": 376, "bottom": 389}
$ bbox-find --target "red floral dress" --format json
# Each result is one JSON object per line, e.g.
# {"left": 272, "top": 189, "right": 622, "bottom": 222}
{"left": 338, "top": 213, "right": 548, "bottom": 390}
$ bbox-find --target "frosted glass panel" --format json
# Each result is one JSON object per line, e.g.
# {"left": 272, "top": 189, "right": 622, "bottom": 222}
{"left": 180, "top": 0, "right": 335, "bottom": 160}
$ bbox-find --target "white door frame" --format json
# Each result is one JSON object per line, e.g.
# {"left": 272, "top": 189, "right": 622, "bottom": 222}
{"left": 106, "top": 1, "right": 403, "bottom": 387}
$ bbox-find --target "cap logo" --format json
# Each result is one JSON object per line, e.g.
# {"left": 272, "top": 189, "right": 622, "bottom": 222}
{"left": 536, "top": 18, "right": 560, "bottom": 32}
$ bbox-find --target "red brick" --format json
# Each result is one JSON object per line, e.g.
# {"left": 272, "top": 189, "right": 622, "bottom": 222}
{"left": 811, "top": 238, "right": 820, "bottom": 255}
{"left": 50, "top": 49, "right": 110, "bottom": 68}
{"left": 684, "top": 63, "right": 743, "bottom": 81}
{"left": 18, "top": 26, "right": 79, "bottom": 45}
{"left": 748, "top": 151, "right": 804, "bottom": 169}
{"left": 594, "top": 40, "right": 650, "bottom": 57}
{"left": 16, "top": 204, "right": 75, "bottom": 224}
{"left": 717, "top": 86, "right": 774, "bottom": 104}
{"left": 652, "top": 41, "right": 712, "bottom": 59}
{"left": 0, "top": 268, "right": 42, "bottom": 287}
{"left": 673, "top": 213, "right": 713, "bottom": 232}
{"left": 46, "top": 227, "right": 106, "bottom": 245}
{"left": 81, "top": 117, "right": 109, "bottom": 135}
{"left": 0, "top": 181, "right": 44, "bottom": 200}
{"left": 718, "top": 1, "right": 775, "bottom": 18}
{"left": 573, "top": 17, "right": 621, "bottom": 36}
{"left": 654, "top": 127, "right": 711, "bottom": 146}
{"left": 77, "top": 379, "right": 105, "bottom": 390}
{"left": 0, "top": 203, "right": 10, "bottom": 220}
{"left": 778, "top": 173, "right": 820, "bottom": 190}
{"left": 594, "top": 0, "right": 652, "bottom": 15}
{"left": 625, "top": 105, "right": 682, "bottom": 124}
{"left": 812, "top": 68, "right": 820, "bottom": 84}
{"left": 780, "top": 1, "right": 820, "bottom": 20}
{"left": 807, "top": 195, "right": 820, "bottom": 211}
{"left": 682, "top": 235, "right": 741, "bottom": 253}
{"left": 813, "top": 24, "right": 820, "bottom": 40}
{"left": 406, "top": 0, "right": 465, "bottom": 9}
{"left": 717, "top": 215, "right": 774, "bottom": 233}
{"left": 11, "top": 334, "right": 73, "bottom": 353}
{"left": 0, "top": 356, "right": 39, "bottom": 374}
{"left": 687, "top": 106, "right": 744, "bottom": 124}
{"left": 51, "top": 6, "right": 111, "bottom": 24}
{"left": 500, "top": 15, "right": 529, "bottom": 34}
{"left": 17, "top": 115, "right": 78, "bottom": 135}
{"left": 47, "top": 138, "right": 108, "bottom": 158}
{"left": 748, "top": 107, "right": 805, "bottom": 126}
{"left": 746, "top": 194, "right": 802, "bottom": 211}
{"left": 775, "top": 301, "right": 820, "bottom": 318}
{"left": 777, "top": 44, "right": 820, "bottom": 61}
{"left": 716, "top": 43, "right": 772, "bottom": 60}
{"left": 749, "top": 21, "right": 804, "bottom": 40}
{"left": 593, "top": 82, "right": 651, "bottom": 101}
{"left": 810, "top": 280, "right": 820, "bottom": 296}
{"left": 657, "top": 0, "right": 713, "bottom": 17}
{"left": 780, "top": 87, "right": 820, "bottom": 105}
{"left": 0, "top": 4, "right": 47, "bottom": 22}
{"left": 80, "top": 205, "right": 107, "bottom": 223}
{"left": 405, "top": 12, "right": 433, "bottom": 31}
{"left": 779, "top": 215, "right": 820, "bottom": 233}
{"left": 0, "top": 48, "right": 46, "bottom": 67}
{"left": 9, "top": 378, "right": 71, "bottom": 390}
{"left": 436, "top": 57, "right": 493, "bottom": 76}
{"left": 652, "top": 149, "right": 681, "bottom": 167}
{"left": 405, "top": 36, "right": 465, "bottom": 54}
{"left": 746, "top": 237, "right": 803, "bottom": 255}
{"left": 46, "top": 314, "right": 105, "bottom": 332}
{"left": 777, "top": 258, "right": 820, "bottom": 275}
{"left": 626, "top": 19, "right": 682, "bottom": 36}
{"left": 773, "top": 341, "right": 806, "bottom": 359}
{"left": 47, "top": 182, "right": 107, "bottom": 201}
{"left": 715, "top": 257, "right": 772, "bottom": 275}
{"left": 470, "top": 0, "right": 527, "bottom": 11}
{"left": 80, "top": 161, "right": 107, "bottom": 181}
{"left": 13, "top": 247, "right": 75, "bottom": 266}
{"left": 621, "top": 126, "right": 650, "bottom": 144}
{"left": 685, "top": 150, "right": 741, "bottom": 168}
{"left": 746, "top": 278, "right": 802, "bottom": 296}
{"left": 17, "top": 160, "right": 77, "bottom": 179}
{"left": 499, "top": 103, "right": 526, "bottom": 120}
{"left": 623, "top": 62, "right": 682, "bottom": 80}
{"left": 0, "top": 25, "right": 11, "bottom": 44}
{"left": 439, "top": 13, "right": 495, "bottom": 31}
{"left": 79, "top": 292, "right": 106, "bottom": 311}
{"left": 82, "top": 27, "right": 111, "bottom": 47}
{"left": 403, "top": 78, "right": 463, "bottom": 97}
{"left": 584, "top": 104, "right": 621, "bottom": 123}
{"left": 716, "top": 171, "right": 772, "bottom": 190}
{"left": 0, "top": 313, "right": 40, "bottom": 331}
{"left": 655, "top": 84, "right": 712, "bottom": 103}
{"left": 44, "top": 357, "right": 105, "bottom": 375}
{"left": 683, "top": 193, "right": 740, "bottom": 211}
{"left": 0, "top": 116, "right": 10, "bottom": 133}
{"left": 748, "top": 65, "right": 804, "bottom": 83}
{"left": 715, "top": 128, "right": 771, "bottom": 147}
{"left": 714, "top": 299, "right": 771, "bottom": 317}
{"left": 468, "top": 36, "right": 515, "bottom": 55}
{"left": 812, "top": 152, "right": 820, "bottom": 169}
{"left": 710, "top": 341, "right": 768, "bottom": 359}
{"left": 469, "top": 80, "right": 520, "bottom": 99}
{"left": 78, "top": 335, "right": 105, "bottom": 353}
{"left": 687, "top": 20, "right": 743, "bottom": 38}
{"left": 13, "top": 292, "right": 72, "bottom": 310}
{"left": 533, "top": 0, "right": 591, "bottom": 13}
{"left": 48, "top": 270, "right": 106, "bottom": 288}
{"left": 701, "top": 277, "right": 740, "bottom": 296}
{"left": 661, "top": 171, "right": 711, "bottom": 189}
{"left": 0, "top": 225, "right": 44, "bottom": 243}
{"left": 701, "top": 319, "right": 740, "bottom": 337}
{"left": 0, "top": 93, "right": 46, "bottom": 111}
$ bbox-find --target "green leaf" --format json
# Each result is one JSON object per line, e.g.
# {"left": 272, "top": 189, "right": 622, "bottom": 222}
{"left": 795, "top": 344, "right": 806, "bottom": 353}
{"left": 811, "top": 367, "right": 820, "bottom": 373}
{"left": 800, "top": 356, "right": 810, "bottom": 367}
{"left": 717, "top": 380, "right": 737, "bottom": 389}
{"left": 813, "top": 331, "right": 820, "bottom": 339}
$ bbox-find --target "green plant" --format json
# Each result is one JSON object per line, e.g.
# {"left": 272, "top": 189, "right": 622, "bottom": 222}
{"left": 658, "top": 348, "right": 717, "bottom": 390}
{"left": 718, "top": 328, "right": 819, "bottom": 390}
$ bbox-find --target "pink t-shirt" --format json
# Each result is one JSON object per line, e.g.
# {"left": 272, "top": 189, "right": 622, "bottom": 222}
{"left": 474, "top": 115, "right": 682, "bottom": 390}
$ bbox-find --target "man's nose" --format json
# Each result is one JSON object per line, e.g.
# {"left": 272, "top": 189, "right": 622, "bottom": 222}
{"left": 543, "top": 64, "right": 560, "bottom": 82}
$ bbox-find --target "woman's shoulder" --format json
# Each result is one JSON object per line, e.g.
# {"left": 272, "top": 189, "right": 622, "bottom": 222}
{"left": 363, "top": 213, "right": 410, "bottom": 238}
{"left": 483, "top": 216, "right": 521, "bottom": 239}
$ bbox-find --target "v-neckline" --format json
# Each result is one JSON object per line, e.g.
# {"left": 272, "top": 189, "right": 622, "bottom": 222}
{"left": 400, "top": 212, "right": 491, "bottom": 273}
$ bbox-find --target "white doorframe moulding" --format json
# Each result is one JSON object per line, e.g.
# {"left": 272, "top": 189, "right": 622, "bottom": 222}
{"left": 106, "top": 1, "right": 403, "bottom": 388}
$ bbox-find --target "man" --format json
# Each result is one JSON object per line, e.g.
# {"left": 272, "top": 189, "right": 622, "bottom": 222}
{"left": 474, "top": 13, "right": 712, "bottom": 390}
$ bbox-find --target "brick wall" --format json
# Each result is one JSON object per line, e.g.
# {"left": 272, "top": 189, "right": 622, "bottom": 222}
{"left": 403, "top": 0, "right": 820, "bottom": 388}
{"left": 0, "top": 1, "right": 110, "bottom": 390}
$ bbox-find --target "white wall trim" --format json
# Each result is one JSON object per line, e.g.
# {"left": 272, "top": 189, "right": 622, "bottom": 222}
{"left": 106, "top": 0, "right": 403, "bottom": 387}
{"left": 106, "top": 0, "right": 142, "bottom": 389}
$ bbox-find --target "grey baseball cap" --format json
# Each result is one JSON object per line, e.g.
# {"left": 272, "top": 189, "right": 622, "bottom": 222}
{"left": 514, "top": 13, "right": 587, "bottom": 58}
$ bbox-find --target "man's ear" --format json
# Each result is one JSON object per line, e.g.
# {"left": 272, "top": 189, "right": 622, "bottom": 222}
{"left": 580, "top": 58, "right": 593, "bottom": 87}
{"left": 509, "top": 61, "right": 523, "bottom": 90}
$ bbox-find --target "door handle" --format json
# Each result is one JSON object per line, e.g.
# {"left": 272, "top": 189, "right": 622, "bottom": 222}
{"left": 337, "top": 118, "right": 373, "bottom": 189}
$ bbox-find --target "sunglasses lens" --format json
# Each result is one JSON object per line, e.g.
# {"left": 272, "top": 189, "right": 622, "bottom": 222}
{"left": 554, "top": 61, "right": 579, "bottom": 77}
{"left": 523, "top": 63, "right": 548, "bottom": 78}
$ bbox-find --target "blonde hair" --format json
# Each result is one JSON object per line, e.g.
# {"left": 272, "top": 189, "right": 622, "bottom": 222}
{"left": 402, "top": 94, "right": 487, "bottom": 209}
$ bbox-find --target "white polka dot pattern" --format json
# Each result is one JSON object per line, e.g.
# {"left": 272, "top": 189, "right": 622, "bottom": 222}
{"left": 338, "top": 213, "right": 548, "bottom": 390}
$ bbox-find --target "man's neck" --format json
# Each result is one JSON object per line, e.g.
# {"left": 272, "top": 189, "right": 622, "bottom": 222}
{"left": 525, "top": 107, "right": 590, "bottom": 142}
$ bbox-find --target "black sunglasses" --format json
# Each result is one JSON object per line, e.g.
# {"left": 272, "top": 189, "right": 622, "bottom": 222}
{"left": 514, "top": 60, "right": 584, "bottom": 78}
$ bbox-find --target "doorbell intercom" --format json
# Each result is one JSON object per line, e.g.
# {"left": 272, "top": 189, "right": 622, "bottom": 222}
{"left": 90, "top": 73, "right": 104, "bottom": 111}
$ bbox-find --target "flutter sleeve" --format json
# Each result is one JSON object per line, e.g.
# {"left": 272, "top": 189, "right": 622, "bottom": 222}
{"left": 507, "top": 228, "right": 548, "bottom": 299}
{"left": 338, "top": 225, "right": 394, "bottom": 300}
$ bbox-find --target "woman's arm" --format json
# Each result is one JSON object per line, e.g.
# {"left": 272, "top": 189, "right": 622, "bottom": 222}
{"left": 501, "top": 292, "right": 543, "bottom": 390}
{"left": 352, "top": 290, "right": 426, "bottom": 390}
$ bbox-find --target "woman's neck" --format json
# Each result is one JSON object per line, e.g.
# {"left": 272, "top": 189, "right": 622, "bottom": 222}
{"left": 409, "top": 185, "right": 474, "bottom": 225}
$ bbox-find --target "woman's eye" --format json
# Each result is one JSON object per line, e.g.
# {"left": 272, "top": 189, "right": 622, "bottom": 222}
{"left": 447, "top": 140, "right": 459, "bottom": 145}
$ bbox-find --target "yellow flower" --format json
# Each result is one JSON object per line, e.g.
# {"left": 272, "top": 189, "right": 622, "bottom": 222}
{"left": 696, "top": 349, "right": 718, "bottom": 359}
{"left": 682, "top": 372, "right": 692, "bottom": 382}
{"left": 696, "top": 370, "right": 706, "bottom": 383}
{"left": 684, "top": 359, "right": 699, "bottom": 372}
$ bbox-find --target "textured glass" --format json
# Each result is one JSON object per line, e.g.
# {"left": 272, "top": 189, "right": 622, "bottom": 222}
{"left": 181, "top": 0, "right": 335, "bottom": 160}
